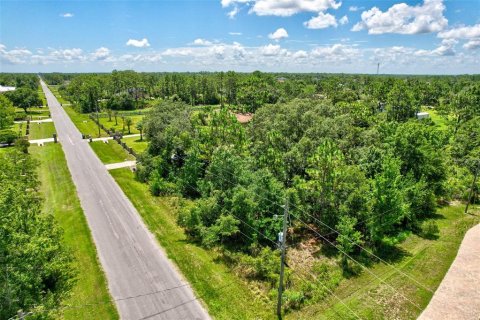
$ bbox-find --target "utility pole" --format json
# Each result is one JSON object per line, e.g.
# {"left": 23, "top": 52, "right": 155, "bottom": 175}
{"left": 465, "top": 162, "right": 479, "bottom": 214}
{"left": 277, "top": 198, "right": 289, "bottom": 319}
{"left": 376, "top": 63, "right": 380, "bottom": 75}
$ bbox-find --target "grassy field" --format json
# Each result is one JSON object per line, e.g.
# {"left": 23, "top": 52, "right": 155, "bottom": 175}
{"left": 90, "top": 140, "right": 135, "bottom": 164}
{"left": 99, "top": 115, "right": 143, "bottom": 135}
{"left": 122, "top": 136, "right": 148, "bottom": 154}
{"left": 11, "top": 122, "right": 27, "bottom": 136}
{"left": 38, "top": 86, "right": 47, "bottom": 106}
{"left": 110, "top": 168, "right": 273, "bottom": 320}
{"left": 287, "top": 204, "right": 480, "bottom": 320}
{"left": 31, "top": 144, "right": 118, "bottom": 320}
{"left": 15, "top": 107, "right": 50, "bottom": 120}
{"left": 49, "top": 85, "right": 69, "bottom": 105}
{"left": 63, "top": 106, "right": 108, "bottom": 138}
{"left": 28, "top": 122, "right": 56, "bottom": 140}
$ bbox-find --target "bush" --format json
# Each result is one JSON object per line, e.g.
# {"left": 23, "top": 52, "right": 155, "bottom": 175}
{"left": 421, "top": 220, "right": 440, "bottom": 239}
{"left": 0, "top": 130, "right": 17, "bottom": 145}
{"left": 283, "top": 290, "right": 305, "bottom": 311}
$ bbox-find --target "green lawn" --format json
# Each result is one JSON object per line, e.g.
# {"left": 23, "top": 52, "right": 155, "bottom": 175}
{"left": 28, "top": 122, "right": 56, "bottom": 140}
{"left": 63, "top": 106, "right": 108, "bottom": 138}
{"left": 90, "top": 141, "right": 135, "bottom": 164}
{"left": 15, "top": 107, "right": 51, "bottom": 120}
{"left": 31, "top": 144, "right": 118, "bottom": 320}
{"left": 110, "top": 168, "right": 273, "bottom": 320}
{"left": 11, "top": 122, "right": 27, "bottom": 137}
{"left": 38, "top": 86, "right": 47, "bottom": 107}
{"left": 49, "top": 86, "right": 68, "bottom": 105}
{"left": 99, "top": 115, "right": 144, "bottom": 135}
{"left": 122, "top": 136, "right": 148, "bottom": 154}
{"left": 287, "top": 204, "right": 480, "bottom": 320}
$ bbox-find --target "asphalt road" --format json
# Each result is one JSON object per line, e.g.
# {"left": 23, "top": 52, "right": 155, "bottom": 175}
{"left": 40, "top": 80, "right": 210, "bottom": 320}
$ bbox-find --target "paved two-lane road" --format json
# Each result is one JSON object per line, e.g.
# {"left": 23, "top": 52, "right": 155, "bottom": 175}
{"left": 40, "top": 80, "right": 210, "bottom": 320}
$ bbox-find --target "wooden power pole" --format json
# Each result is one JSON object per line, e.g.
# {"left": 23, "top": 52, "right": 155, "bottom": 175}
{"left": 465, "top": 162, "right": 479, "bottom": 214}
{"left": 277, "top": 199, "right": 289, "bottom": 319}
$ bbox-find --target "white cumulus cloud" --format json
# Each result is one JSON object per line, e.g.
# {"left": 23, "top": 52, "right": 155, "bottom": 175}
{"left": 304, "top": 12, "right": 338, "bottom": 29}
{"left": 126, "top": 38, "right": 150, "bottom": 48}
{"left": 193, "top": 38, "right": 213, "bottom": 46}
{"left": 221, "top": 0, "right": 341, "bottom": 17}
{"left": 60, "top": 13, "right": 74, "bottom": 18}
{"left": 339, "top": 15, "right": 349, "bottom": 25}
{"left": 268, "top": 28, "right": 289, "bottom": 41}
{"left": 92, "top": 47, "right": 111, "bottom": 60}
{"left": 352, "top": 0, "right": 448, "bottom": 35}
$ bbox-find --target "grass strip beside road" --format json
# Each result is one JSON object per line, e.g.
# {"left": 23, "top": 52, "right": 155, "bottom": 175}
{"left": 110, "top": 168, "right": 273, "bottom": 320}
{"left": 28, "top": 122, "right": 56, "bottom": 140}
{"left": 122, "top": 136, "right": 148, "bottom": 154}
{"left": 63, "top": 106, "right": 109, "bottom": 138}
{"left": 90, "top": 140, "right": 135, "bottom": 164}
{"left": 31, "top": 144, "right": 118, "bottom": 320}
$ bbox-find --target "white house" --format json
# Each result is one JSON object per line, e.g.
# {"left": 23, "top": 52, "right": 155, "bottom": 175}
{"left": 416, "top": 112, "right": 430, "bottom": 120}
{"left": 0, "top": 85, "right": 16, "bottom": 93}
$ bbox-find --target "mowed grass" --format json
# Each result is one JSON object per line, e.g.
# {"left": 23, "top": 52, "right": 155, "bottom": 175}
{"left": 110, "top": 168, "right": 274, "bottom": 320}
{"left": 287, "top": 204, "right": 480, "bottom": 320}
{"left": 90, "top": 140, "right": 134, "bottom": 164}
{"left": 30, "top": 144, "right": 118, "bottom": 320}
{"left": 11, "top": 122, "right": 27, "bottom": 136}
{"left": 28, "top": 122, "right": 56, "bottom": 140}
{"left": 122, "top": 136, "right": 148, "bottom": 154}
{"left": 15, "top": 107, "right": 51, "bottom": 120}
{"left": 99, "top": 115, "right": 143, "bottom": 135}
{"left": 38, "top": 86, "right": 47, "bottom": 106}
{"left": 49, "top": 85, "right": 68, "bottom": 105}
{"left": 63, "top": 106, "right": 108, "bottom": 138}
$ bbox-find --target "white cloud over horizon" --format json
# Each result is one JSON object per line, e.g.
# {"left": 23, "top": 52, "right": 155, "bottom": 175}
{"left": 268, "top": 28, "right": 289, "bottom": 41}
{"left": 60, "top": 13, "right": 74, "bottom": 18}
{"left": 352, "top": 0, "right": 448, "bottom": 35}
{"left": 126, "top": 38, "right": 150, "bottom": 48}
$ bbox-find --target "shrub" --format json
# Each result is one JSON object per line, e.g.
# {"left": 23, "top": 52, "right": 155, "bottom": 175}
{"left": 0, "top": 130, "right": 17, "bottom": 145}
{"left": 421, "top": 220, "right": 440, "bottom": 239}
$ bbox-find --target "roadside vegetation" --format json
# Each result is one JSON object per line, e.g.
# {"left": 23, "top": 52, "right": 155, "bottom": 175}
{"left": 90, "top": 140, "right": 135, "bottom": 164}
{"left": 3, "top": 71, "right": 477, "bottom": 319}
{"left": 31, "top": 144, "right": 118, "bottom": 320}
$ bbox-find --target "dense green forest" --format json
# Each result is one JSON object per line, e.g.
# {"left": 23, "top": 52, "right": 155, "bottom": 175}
{"left": 41, "top": 70, "right": 479, "bottom": 313}
{"left": 1, "top": 71, "right": 479, "bottom": 318}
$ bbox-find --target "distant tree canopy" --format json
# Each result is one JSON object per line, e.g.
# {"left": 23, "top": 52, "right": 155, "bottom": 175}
{"left": 5, "top": 87, "right": 42, "bottom": 113}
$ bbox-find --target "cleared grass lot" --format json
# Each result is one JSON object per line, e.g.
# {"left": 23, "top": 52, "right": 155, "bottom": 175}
{"left": 28, "top": 121, "right": 56, "bottom": 140}
{"left": 122, "top": 136, "right": 148, "bottom": 154}
{"left": 110, "top": 168, "right": 273, "bottom": 320}
{"left": 99, "top": 115, "right": 143, "bottom": 135}
{"left": 90, "top": 140, "right": 135, "bottom": 164}
{"left": 63, "top": 106, "right": 108, "bottom": 138}
{"left": 31, "top": 144, "right": 118, "bottom": 320}
{"left": 287, "top": 204, "right": 480, "bottom": 320}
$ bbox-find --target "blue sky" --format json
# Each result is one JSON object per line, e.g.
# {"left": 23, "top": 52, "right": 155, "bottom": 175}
{"left": 1, "top": 0, "right": 479, "bottom": 74}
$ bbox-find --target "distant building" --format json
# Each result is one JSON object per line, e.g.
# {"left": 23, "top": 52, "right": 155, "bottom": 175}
{"left": 416, "top": 112, "right": 430, "bottom": 120}
{"left": 0, "top": 85, "right": 16, "bottom": 93}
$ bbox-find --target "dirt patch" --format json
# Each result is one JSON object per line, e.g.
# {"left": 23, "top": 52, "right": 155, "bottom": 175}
{"left": 235, "top": 113, "right": 253, "bottom": 123}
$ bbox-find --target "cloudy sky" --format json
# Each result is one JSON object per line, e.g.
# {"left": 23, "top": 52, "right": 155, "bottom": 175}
{"left": 1, "top": 0, "right": 479, "bottom": 74}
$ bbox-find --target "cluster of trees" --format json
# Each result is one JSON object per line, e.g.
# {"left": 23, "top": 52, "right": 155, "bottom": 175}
{"left": 0, "top": 149, "right": 75, "bottom": 319}
{"left": 44, "top": 71, "right": 479, "bottom": 116}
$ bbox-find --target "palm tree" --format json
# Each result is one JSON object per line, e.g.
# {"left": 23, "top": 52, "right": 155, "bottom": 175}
{"left": 136, "top": 121, "right": 144, "bottom": 141}
{"left": 125, "top": 117, "right": 133, "bottom": 134}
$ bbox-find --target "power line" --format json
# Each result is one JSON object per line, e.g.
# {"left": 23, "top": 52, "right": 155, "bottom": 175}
{"left": 174, "top": 154, "right": 435, "bottom": 294}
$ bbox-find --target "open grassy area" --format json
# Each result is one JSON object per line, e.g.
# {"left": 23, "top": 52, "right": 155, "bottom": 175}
{"left": 287, "top": 204, "right": 480, "bottom": 320}
{"left": 122, "top": 136, "right": 148, "bottom": 154}
{"left": 90, "top": 140, "right": 135, "bottom": 164}
{"left": 38, "top": 86, "right": 47, "bottom": 106}
{"left": 15, "top": 107, "right": 50, "bottom": 120}
{"left": 28, "top": 122, "right": 56, "bottom": 140}
{"left": 31, "top": 144, "right": 118, "bottom": 320}
{"left": 110, "top": 168, "right": 273, "bottom": 320}
{"left": 63, "top": 106, "right": 108, "bottom": 138}
{"left": 11, "top": 122, "right": 27, "bottom": 136}
{"left": 49, "top": 85, "right": 68, "bottom": 105}
{"left": 99, "top": 115, "right": 144, "bottom": 135}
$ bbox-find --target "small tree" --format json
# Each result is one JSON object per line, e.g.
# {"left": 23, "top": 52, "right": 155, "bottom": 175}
{"left": 0, "top": 130, "right": 17, "bottom": 145}
{"left": 113, "top": 111, "right": 118, "bottom": 125}
{"left": 122, "top": 115, "right": 126, "bottom": 133}
{"left": 136, "top": 121, "right": 144, "bottom": 141}
{"left": 107, "top": 108, "right": 112, "bottom": 122}
{"left": 336, "top": 216, "right": 363, "bottom": 268}
{"left": 125, "top": 117, "right": 133, "bottom": 134}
